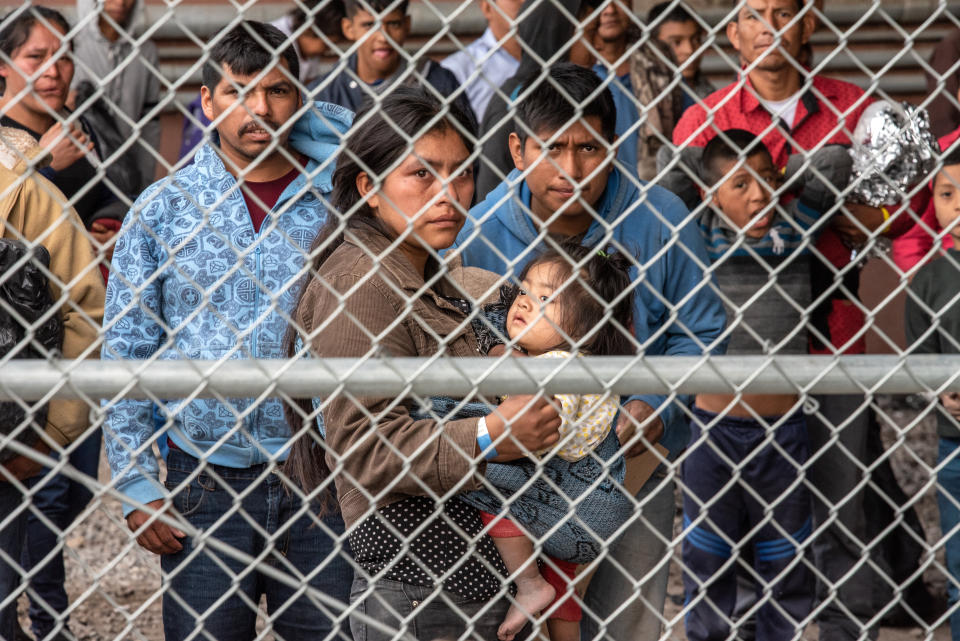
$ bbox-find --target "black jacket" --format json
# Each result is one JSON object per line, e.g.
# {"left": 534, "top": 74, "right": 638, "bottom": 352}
{"left": 475, "top": 0, "right": 584, "bottom": 199}
{"left": 905, "top": 248, "right": 960, "bottom": 439}
{"left": 310, "top": 53, "right": 476, "bottom": 130}
{"left": 0, "top": 114, "right": 123, "bottom": 228}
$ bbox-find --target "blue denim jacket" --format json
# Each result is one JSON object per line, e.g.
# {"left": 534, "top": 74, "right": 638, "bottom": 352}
{"left": 102, "top": 103, "right": 353, "bottom": 515}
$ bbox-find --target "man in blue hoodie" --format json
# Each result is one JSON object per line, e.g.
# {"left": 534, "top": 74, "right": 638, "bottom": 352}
{"left": 101, "top": 22, "right": 353, "bottom": 641}
{"left": 452, "top": 62, "right": 726, "bottom": 641}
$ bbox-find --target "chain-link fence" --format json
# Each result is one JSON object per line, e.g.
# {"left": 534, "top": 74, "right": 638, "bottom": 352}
{"left": 2, "top": 0, "right": 960, "bottom": 640}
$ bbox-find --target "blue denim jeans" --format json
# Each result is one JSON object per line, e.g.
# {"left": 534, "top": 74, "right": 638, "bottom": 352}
{"left": 21, "top": 427, "right": 101, "bottom": 638}
{"left": 349, "top": 576, "right": 520, "bottom": 641}
{"left": 160, "top": 449, "right": 353, "bottom": 641}
{"left": 939, "top": 438, "right": 960, "bottom": 641}
{"left": 0, "top": 480, "right": 26, "bottom": 641}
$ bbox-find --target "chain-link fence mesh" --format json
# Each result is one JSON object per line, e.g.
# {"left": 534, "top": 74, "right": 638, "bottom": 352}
{"left": 2, "top": 0, "right": 960, "bottom": 639}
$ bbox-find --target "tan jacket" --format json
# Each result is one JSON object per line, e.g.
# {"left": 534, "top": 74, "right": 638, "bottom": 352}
{"left": 295, "top": 222, "right": 497, "bottom": 527}
{"left": 0, "top": 127, "right": 105, "bottom": 447}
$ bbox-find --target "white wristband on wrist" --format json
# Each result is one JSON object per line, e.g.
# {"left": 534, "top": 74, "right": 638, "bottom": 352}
{"left": 476, "top": 416, "right": 497, "bottom": 460}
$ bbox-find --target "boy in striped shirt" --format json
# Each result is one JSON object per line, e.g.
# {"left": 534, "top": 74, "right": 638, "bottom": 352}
{"left": 664, "top": 128, "right": 852, "bottom": 641}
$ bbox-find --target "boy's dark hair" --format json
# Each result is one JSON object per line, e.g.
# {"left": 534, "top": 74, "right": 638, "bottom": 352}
{"left": 514, "top": 63, "right": 616, "bottom": 147}
{"left": 290, "top": 0, "right": 345, "bottom": 38}
{"left": 701, "top": 128, "right": 772, "bottom": 186}
{"left": 0, "top": 7, "right": 71, "bottom": 93}
{"left": 509, "top": 242, "right": 636, "bottom": 357}
{"left": 202, "top": 21, "right": 300, "bottom": 92}
{"left": 647, "top": 1, "right": 701, "bottom": 37}
{"left": 343, "top": 0, "right": 410, "bottom": 17}
{"left": 940, "top": 146, "right": 960, "bottom": 173}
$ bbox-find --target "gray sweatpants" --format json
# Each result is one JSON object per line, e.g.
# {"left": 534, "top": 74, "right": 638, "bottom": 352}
{"left": 580, "top": 470, "right": 676, "bottom": 641}
{"left": 807, "top": 394, "right": 930, "bottom": 641}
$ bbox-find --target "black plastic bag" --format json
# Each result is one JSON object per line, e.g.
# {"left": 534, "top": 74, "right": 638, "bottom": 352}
{"left": 0, "top": 238, "right": 63, "bottom": 463}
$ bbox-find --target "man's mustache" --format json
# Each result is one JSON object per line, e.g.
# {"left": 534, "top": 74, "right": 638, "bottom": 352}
{"left": 239, "top": 121, "right": 279, "bottom": 136}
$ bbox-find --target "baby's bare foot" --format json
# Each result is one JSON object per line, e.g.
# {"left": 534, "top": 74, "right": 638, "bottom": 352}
{"left": 497, "top": 577, "right": 556, "bottom": 641}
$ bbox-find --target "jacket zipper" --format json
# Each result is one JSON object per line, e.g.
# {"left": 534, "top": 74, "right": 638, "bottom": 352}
{"left": 237, "top": 180, "right": 261, "bottom": 459}
{"left": 247, "top": 176, "right": 303, "bottom": 463}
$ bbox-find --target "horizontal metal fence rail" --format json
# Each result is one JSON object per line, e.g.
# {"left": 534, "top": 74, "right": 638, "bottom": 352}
{"left": 0, "top": 355, "right": 957, "bottom": 400}
{"left": 4, "top": 0, "right": 960, "bottom": 639}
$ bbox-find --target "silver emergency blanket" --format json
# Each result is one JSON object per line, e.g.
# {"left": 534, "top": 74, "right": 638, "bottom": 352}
{"left": 848, "top": 100, "right": 938, "bottom": 207}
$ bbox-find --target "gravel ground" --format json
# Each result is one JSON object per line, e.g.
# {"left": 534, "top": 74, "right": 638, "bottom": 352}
{"left": 15, "top": 395, "right": 953, "bottom": 640}
{"left": 18, "top": 457, "right": 165, "bottom": 641}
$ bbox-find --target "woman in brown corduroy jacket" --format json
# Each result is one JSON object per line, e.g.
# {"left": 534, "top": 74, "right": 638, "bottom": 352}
{"left": 284, "top": 87, "right": 561, "bottom": 641}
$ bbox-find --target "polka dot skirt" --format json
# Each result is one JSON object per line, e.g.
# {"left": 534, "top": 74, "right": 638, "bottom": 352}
{"left": 351, "top": 496, "right": 507, "bottom": 599}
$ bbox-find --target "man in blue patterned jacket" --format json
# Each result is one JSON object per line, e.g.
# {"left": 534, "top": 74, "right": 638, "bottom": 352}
{"left": 101, "top": 22, "right": 353, "bottom": 641}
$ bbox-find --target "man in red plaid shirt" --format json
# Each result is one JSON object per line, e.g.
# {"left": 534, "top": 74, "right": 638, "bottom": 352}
{"left": 672, "top": 0, "right": 936, "bottom": 639}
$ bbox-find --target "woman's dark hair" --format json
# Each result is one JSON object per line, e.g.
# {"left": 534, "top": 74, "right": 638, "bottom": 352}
{"left": 0, "top": 7, "right": 71, "bottom": 93}
{"left": 283, "top": 85, "right": 477, "bottom": 498}
{"left": 344, "top": 0, "right": 410, "bottom": 18}
{"left": 511, "top": 241, "right": 636, "bottom": 356}
{"left": 648, "top": 1, "right": 701, "bottom": 38}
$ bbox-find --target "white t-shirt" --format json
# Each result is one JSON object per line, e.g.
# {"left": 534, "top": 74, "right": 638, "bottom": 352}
{"left": 762, "top": 90, "right": 803, "bottom": 129}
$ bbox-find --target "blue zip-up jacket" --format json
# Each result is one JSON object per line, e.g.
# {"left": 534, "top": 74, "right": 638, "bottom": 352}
{"left": 101, "top": 102, "right": 353, "bottom": 515}
{"left": 593, "top": 64, "right": 639, "bottom": 179}
{"left": 450, "top": 168, "right": 727, "bottom": 456}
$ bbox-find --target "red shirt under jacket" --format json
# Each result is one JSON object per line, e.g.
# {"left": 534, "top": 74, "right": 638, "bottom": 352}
{"left": 241, "top": 165, "right": 300, "bottom": 234}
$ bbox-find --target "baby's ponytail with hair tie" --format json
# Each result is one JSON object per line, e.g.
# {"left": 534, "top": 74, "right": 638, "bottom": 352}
{"left": 576, "top": 245, "right": 636, "bottom": 357}
{"left": 594, "top": 248, "right": 635, "bottom": 322}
